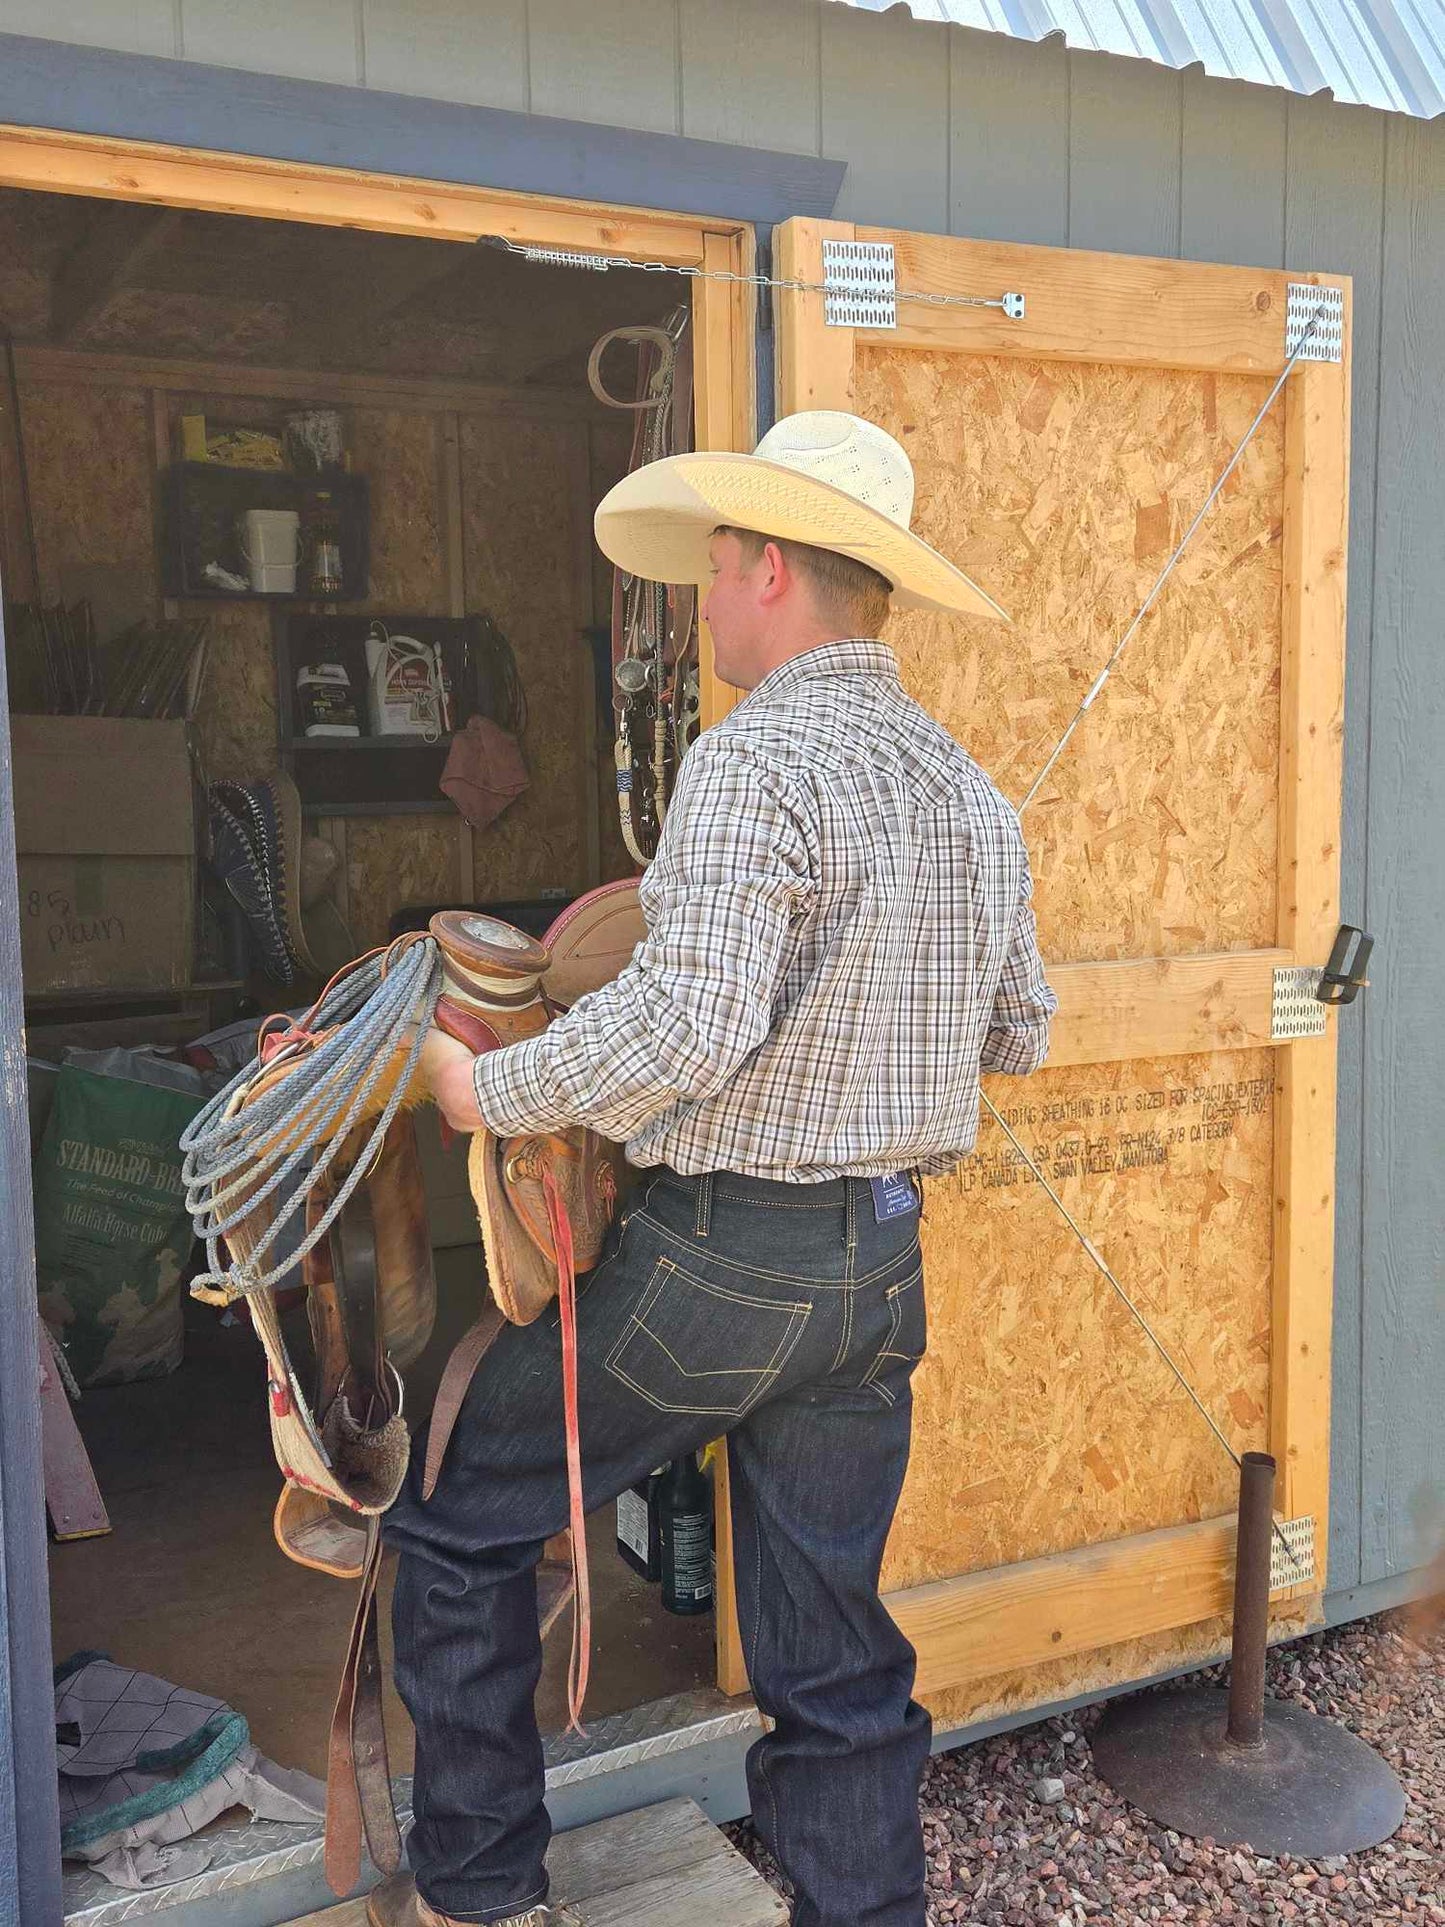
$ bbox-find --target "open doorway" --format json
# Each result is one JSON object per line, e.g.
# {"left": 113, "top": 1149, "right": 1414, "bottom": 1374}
{"left": 0, "top": 174, "right": 748, "bottom": 1892}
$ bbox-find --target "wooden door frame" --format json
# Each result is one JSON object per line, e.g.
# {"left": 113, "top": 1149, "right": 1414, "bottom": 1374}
{"left": 0, "top": 123, "right": 757, "bottom": 1888}
{"left": 715, "top": 216, "right": 1349, "bottom": 1700}
{"left": 0, "top": 121, "right": 756, "bottom": 724}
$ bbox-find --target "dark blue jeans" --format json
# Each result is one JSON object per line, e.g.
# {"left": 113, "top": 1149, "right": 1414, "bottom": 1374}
{"left": 386, "top": 1166, "right": 931, "bottom": 1927}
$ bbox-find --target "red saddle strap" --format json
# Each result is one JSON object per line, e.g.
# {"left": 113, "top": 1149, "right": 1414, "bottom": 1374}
{"left": 542, "top": 1163, "right": 591, "bottom": 1733}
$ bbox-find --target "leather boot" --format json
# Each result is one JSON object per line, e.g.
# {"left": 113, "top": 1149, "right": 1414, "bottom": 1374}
{"left": 366, "top": 1871, "right": 581, "bottom": 1927}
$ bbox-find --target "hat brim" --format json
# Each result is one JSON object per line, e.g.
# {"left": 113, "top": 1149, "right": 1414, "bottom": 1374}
{"left": 594, "top": 451, "right": 1009, "bottom": 622}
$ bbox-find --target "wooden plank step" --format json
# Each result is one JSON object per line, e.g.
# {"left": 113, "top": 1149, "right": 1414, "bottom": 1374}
{"left": 285, "top": 1797, "right": 786, "bottom": 1926}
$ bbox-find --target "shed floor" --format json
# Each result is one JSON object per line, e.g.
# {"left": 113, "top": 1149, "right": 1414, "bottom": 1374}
{"left": 48, "top": 1248, "right": 714, "bottom": 1781}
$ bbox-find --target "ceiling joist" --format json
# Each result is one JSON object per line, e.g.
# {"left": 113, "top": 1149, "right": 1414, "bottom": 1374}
{"left": 50, "top": 205, "right": 183, "bottom": 344}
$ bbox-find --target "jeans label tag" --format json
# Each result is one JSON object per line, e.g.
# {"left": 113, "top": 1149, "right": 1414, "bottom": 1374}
{"left": 869, "top": 1173, "right": 918, "bottom": 1223}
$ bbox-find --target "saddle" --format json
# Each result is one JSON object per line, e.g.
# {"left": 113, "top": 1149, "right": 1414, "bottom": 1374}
{"left": 196, "top": 878, "right": 646, "bottom": 1894}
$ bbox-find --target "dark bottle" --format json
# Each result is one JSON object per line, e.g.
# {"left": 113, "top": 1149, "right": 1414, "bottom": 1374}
{"left": 659, "top": 1452, "right": 714, "bottom": 1616}
{"left": 615, "top": 1465, "right": 665, "bottom": 1582}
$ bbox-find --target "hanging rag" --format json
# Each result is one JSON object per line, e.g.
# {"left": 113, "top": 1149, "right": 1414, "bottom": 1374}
{"left": 440, "top": 713, "right": 529, "bottom": 831}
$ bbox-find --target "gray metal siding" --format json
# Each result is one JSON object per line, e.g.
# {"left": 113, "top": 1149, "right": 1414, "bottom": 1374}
{"left": 0, "top": 0, "right": 1440, "bottom": 1599}
{"left": 1364, "top": 111, "right": 1445, "bottom": 1583}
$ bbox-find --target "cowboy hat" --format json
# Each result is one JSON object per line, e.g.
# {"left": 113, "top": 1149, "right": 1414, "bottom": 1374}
{"left": 594, "top": 410, "right": 1008, "bottom": 622}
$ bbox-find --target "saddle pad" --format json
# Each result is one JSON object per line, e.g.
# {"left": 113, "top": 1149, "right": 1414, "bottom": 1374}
{"left": 541, "top": 878, "right": 645, "bottom": 1011}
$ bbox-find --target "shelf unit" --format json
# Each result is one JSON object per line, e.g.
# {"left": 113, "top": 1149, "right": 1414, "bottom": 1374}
{"left": 160, "top": 462, "right": 370, "bottom": 602}
{"left": 276, "top": 613, "right": 480, "bottom": 816}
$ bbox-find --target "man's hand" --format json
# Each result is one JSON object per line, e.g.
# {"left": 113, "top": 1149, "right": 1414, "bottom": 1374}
{"left": 419, "top": 1025, "right": 485, "bottom": 1133}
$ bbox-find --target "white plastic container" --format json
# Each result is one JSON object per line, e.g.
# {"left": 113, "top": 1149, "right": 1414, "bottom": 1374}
{"left": 238, "top": 508, "right": 300, "bottom": 595}
{"left": 363, "top": 626, "right": 443, "bottom": 737}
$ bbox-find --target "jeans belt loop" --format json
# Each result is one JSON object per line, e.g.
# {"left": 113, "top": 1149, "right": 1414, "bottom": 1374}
{"left": 694, "top": 1171, "right": 714, "bottom": 1239}
{"left": 845, "top": 1176, "right": 858, "bottom": 1257}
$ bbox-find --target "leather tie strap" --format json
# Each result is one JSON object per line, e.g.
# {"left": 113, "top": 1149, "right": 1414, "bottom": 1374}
{"left": 324, "top": 1518, "right": 400, "bottom": 1896}
{"left": 542, "top": 1164, "right": 591, "bottom": 1733}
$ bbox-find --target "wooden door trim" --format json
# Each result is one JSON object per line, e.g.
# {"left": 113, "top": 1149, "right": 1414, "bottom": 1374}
{"left": 857, "top": 226, "right": 1311, "bottom": 374}
{"left": 693, "top": 227, "right": 757, "bottom": 731}
{"left": 0, "top": 122, "right": 734, "bottom": 262}
{"left": 1271, "top": 299, "right": 1351, "bottom": 1598}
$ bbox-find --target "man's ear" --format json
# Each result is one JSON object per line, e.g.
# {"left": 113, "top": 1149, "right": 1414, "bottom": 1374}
{"left": 757, "top": 539, "right": 791, "bottom": 607}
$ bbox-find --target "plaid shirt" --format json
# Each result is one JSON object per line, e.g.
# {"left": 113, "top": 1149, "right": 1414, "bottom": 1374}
{"left": 472, "top": 640, "right": 1057, "bottom": 1181}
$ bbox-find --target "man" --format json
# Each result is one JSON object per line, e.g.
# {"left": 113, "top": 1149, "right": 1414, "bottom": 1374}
{"left": 378, "top": 411, "right": 1057, "bottom": 1927}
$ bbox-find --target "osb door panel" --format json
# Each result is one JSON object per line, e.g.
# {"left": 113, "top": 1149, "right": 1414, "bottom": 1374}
{"left": 742, "top": 221, "right": 1349, "bottom": 1724}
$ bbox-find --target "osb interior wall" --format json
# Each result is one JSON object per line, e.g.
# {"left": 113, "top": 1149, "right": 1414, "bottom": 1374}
{"left": 5, "top": 374, "right": 635, "bottom": 954}
{"left": 853, "top": 348, "right": 1287, "bottom": 1689}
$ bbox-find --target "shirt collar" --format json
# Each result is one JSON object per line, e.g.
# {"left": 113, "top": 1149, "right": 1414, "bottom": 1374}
{"left": 742, "top": 640, "right": 901, "bottom": 709}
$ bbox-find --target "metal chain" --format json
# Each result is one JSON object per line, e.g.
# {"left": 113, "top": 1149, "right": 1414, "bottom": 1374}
{"left": 484, "top": 235, "right": 1024, "bottom": 315}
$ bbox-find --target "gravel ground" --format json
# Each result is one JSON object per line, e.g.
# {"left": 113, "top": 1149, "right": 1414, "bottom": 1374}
{"left": 727, "top": 1607, "right": 1445, "bottom": 1924}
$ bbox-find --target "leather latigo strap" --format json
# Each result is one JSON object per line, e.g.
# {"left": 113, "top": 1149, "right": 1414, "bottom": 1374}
{"left": 543, "top": 1165, "right": 592, "bottom": 1729}
{"left": 325, "top": 1518, "right": 400, "bottom": 1894}
{"left": 422, "top": 1301, "right": 506, "bottom": 1501}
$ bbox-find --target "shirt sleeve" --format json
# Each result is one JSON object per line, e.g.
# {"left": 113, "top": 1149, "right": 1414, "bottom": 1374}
{"left": 979, "top": 851, "right": 1057, "bottom": 1076}
{"left": 470, "top": 734, "right": 815, "bottom": 1140}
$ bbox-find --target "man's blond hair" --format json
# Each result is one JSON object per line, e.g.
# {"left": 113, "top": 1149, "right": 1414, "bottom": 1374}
{"left": 718, "top": 526, "right": 892, "bottom": 638}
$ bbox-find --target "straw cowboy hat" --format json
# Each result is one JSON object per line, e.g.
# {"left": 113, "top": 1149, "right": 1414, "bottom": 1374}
{"left": 594, "top": 409, "right": 1008, "bottom": 622}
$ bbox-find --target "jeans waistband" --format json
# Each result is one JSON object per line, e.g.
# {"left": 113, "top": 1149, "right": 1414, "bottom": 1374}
{"left": 651, "top": 1166, "right": 859, "bottom": 1207}
{"left": 647, "top": 1166, "right": 924, "bottom": 1250}
{"left": 652, "top": 1167, "right": 868, "bottom": 1246}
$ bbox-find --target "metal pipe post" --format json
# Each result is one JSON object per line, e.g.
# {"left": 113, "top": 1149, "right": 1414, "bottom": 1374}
{"left": 1226, "top": 1451, "right": 1277, "bottom": 1749}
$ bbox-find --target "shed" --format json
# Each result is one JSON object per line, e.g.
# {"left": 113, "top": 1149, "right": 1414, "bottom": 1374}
{"left": 0, "top": 3, "right": 1440, "bottom": 1922}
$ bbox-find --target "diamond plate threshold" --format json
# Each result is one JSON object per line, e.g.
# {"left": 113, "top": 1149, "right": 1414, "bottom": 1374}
{"left": 62, "top": 1690, "right": 763, "bottom": 1927}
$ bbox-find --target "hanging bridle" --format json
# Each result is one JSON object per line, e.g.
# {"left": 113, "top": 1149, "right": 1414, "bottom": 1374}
{"left": 589, "top": 306, "right": 700, "bottom": 866}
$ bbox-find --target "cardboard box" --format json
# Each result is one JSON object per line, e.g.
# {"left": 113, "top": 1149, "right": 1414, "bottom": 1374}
{"left": 11, "top": 717, "right": 195, "bottom": 997}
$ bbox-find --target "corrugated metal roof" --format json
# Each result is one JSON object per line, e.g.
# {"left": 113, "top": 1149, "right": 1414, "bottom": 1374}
{"left": 833, "top": 0, "right": 1445, "bottom": 117}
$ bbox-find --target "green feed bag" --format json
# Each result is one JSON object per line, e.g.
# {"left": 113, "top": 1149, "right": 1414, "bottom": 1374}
{"left": 32, "top": 1062, "right": 204, "bottom": 1388}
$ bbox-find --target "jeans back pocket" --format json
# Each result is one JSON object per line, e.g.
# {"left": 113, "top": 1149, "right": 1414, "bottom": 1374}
{"left": 855, "top": 1264, "right": 926, "bottom": 1406}
{"left": 605, "top": 1257, "right": 811, "bottom": 1419}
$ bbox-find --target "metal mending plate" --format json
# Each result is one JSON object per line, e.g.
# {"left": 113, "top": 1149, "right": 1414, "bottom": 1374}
{"left": 1269, "top": 1515, "right": 1317, "bottom": 1591}
{"left": 1286, "top": 284, "right": 1344, "bottom": 363}
{"left": 1272, "top": 965, "right": 1328, "bottom": 1040}
{"left": 823, "top": 238, "right": 897, "bottom": 330}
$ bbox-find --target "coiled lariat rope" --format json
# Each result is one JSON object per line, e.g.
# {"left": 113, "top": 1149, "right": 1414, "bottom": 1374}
{"left": 181, "top": 936, "right": 444, "bottom": 1301}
